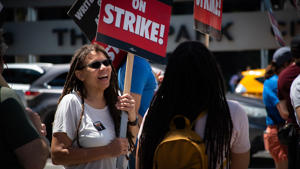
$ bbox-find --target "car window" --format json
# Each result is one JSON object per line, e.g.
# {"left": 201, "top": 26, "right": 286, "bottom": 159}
{"left": 2, "top": 68, "right": 44, "bottom": 84}
{"left": 255, "top": 77, "right": 265, "bottom": 84}
{"left": 48, "top": 72, "right": 68, "bottom": 87}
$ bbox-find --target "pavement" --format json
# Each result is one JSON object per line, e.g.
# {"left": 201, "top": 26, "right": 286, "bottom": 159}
{"left": 45, "top": 159, "right": 63, "bottom": 169}
{"left": 45, "top": 150, "right": 275, "bottom": 169}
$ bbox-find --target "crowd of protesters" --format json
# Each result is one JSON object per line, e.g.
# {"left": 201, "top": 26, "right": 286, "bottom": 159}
{"left": 262, "top": 35, "right": 300, "bottom": 169}
{"left": 1, "top": 16, "right": 300, "bottom": 169}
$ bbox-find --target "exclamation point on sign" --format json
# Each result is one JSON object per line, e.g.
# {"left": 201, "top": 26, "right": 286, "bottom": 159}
{"left": 158, "top": 25, "right": 165, "bottom": 45}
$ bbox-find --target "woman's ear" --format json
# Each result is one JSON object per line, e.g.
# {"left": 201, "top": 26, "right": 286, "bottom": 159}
{"left": 75, "top": 70, "right": 84, "bottom": 81}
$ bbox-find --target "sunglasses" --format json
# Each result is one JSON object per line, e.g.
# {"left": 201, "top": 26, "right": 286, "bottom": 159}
{"left": 85, "top": 59, "right": 111, "bottom": 69}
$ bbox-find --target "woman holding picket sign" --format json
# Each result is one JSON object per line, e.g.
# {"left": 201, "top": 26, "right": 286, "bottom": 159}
{"left": 51, "top": 43, "right": 139, "bottom": 169}
{"left": 136, "top": 41, "right": 250, "bottom": 169}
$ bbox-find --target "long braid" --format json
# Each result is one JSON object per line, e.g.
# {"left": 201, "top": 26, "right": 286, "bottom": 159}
{"left": 138, "top": 41, "right": 233, "bottom": 169}
{"left": 75, "top": 95, "right": 85, "bottom": 147}
{"left": 57, "top": 47, "right": 86, "bottom": 147}
{"left": 204, "top": 65, "right": 232, "bottom": 169}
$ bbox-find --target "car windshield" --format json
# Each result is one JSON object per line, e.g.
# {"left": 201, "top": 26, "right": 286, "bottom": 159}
{"left": 255, "top": 77, "right": 265, "bottom": 84}
{"left": 2, "top": 68, "right": 44, "bottom": 84}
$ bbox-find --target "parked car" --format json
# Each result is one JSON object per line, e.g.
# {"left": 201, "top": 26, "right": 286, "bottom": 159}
{"left": 3, "top": 63, "right": 69, "bottom": 142}
{"left": 235, "top": 69, "right": 265, "bottom": 99}
{"left": 3, "top": 62, "right": 164, "bottom": 143}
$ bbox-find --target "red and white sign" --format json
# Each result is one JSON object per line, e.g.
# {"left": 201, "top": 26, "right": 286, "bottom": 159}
{"left": 194, "top": 0, "right": 223, "bottom": 39}
{"left": 93, "top": 40, "right": 127, "bottom": 69}
{"left": 96, "top": 0, "right": 172, "bottom": 61}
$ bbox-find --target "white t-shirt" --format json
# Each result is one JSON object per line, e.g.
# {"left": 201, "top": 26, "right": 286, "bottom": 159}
{"left": 53, "top": 93, "right": 125, "bottom": 169}
{"left": 138, "top": 100, "right": 250, "bottom": 168}
{"left": 290, "top": 74, "right": 300, "bottom": 126}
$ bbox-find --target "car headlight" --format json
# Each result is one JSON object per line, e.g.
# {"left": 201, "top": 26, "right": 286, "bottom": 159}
{"left": 235, "top": 84, "right": 246, "bottom": 93}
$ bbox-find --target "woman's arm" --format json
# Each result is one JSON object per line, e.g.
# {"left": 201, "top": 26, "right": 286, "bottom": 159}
{"left": 135, "top": 141, "right": 141, "bottom": 169}
{"left": 51, "top": 132, "right": 129, "bottom": 166}
{"left": 15, "top": 138, "right": 49, "bottom": 169}
{"left": 230, "top": 150, "right": 250, "bottom": 169}
{"left": 116, "top": 93, "right": 139, "bottom": 143}
{"left": 278, "top": 100, "right": 290, "bottom": 120}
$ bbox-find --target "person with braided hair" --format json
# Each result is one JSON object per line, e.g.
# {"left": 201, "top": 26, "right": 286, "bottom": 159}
{"left": 51, "top": 43, "right": 139, "bottom": 169}
{"left": 136, "top": 41, "right": 250, "bottom": 169}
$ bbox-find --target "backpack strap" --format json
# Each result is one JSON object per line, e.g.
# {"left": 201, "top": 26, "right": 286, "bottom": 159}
{"left": 170, "top": 111, "right": 208, "bottom": 131}
{"left": 169, "top": 115, "right": 191, "bottom": 130}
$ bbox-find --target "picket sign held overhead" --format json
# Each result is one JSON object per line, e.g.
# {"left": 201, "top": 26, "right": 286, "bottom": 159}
{"left": 96, "top": 0, "right": 172, "bottom": 62}
{"left": 264, "top": 0, "right": 286, "bottom": 47}
{"left": 194, "top": 0, "right": 224, "bottom": 47}
{"left": 96, "top": 0, "right": 172, "bottom": 168}
{"left": 67, "top": 0, "right": 127, "bottom": 69}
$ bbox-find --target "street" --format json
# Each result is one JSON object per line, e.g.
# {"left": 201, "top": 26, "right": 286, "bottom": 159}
{"left": 44, "top": 150, "right": 275, "bottom": 169}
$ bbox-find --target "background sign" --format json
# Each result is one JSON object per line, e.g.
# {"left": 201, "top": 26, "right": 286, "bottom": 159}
{"left": 96, "top": 0, "right": 172, "bottom": 62}
{"left": 194, "top": 0, "right": 223, "bottom": 39}
{"left": 67, "top": 0, "right": 127, "bottom": 69}
{"left": 67, "top": 0, "right": 100, "bottom": 41}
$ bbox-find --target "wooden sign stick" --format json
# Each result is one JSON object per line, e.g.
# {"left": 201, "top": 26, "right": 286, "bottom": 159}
{"left": 205, "top": 34, "right": 209, "bottom": 48}
{"left": 116, "top": 52, "right": 134, "bottom": 169}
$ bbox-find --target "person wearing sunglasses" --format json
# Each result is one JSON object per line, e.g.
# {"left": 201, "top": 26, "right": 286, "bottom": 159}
{"left": 51, "top": 44, "right": 139, "bottom": 169}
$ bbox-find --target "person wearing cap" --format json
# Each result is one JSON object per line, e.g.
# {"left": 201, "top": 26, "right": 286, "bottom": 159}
{"left": 263, "top": 46, "right": 292, "bottom": 169}
{"left": 277, "top": 35, "right": 300, "bottom": 169}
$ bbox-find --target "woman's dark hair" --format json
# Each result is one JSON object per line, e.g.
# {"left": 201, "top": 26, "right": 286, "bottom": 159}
{"left": 0, "top": 29, "right": 7, "bottom": 69}
{"left": 264, "top": 63, "right": 277, "bottom": 79}
{"left": 264, "top": 49, "right": 292, "bottom": 79}
{"left": 57, "top": 43, "right": 134, "bottom": 150}
{"left": 138, "top": 41, "right": 233, "bottom": 169}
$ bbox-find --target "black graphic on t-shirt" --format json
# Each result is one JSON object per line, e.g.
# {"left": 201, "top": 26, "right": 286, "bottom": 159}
{"left": 93, "top": 121, "right": 106, "bottom": 131}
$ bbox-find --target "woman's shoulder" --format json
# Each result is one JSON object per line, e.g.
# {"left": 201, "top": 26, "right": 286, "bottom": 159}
{"left": 227, "top": 100, "right": 248, "bottom": 121}
{"left": 60, "top": 93, "right": 81, "bottom": 105}
{"left": 227, "top": 99, "right": 243, "bottom": 110}
{"left": 0, "top": 86, "right": 20, "bottom": 101}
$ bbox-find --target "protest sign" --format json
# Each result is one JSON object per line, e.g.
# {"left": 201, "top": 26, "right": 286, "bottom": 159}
{"left": 96, "top": 1, "right": 172, "bottom": 168}
{"left": 264, "top": 0, "right": 286, "bottom": 47}
{"left": 67, "top": 0, "right": 127, "bottom": 69}
{"left": 194, "top": 0, "right": 223, "bottom": 40}
{"left": 67, "top": 0, "right": 100, "bottom": 41}
{"left": 96, "top": 0, "right": 172, "bottom": 62}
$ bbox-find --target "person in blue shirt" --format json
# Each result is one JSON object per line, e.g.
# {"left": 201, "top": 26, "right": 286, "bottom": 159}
{"left": 118, "top": 55, "right": 157, "bottom": 169}
{"left": 263, "top": 46, "right": 292, "bottom": 169}
{"left": 118, "top": 55, "right": 157, "bottom": 120}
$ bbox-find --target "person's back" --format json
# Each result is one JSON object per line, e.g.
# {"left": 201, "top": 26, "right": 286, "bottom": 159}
{"left": 0, "top": 86, "right": 49, "bottom": 169}
{"left": 0, "top": 28, "right": 49, "bottom": 169}
{"left": 278, "top": 63, "right": 300, "bottom": 120}
{"left": 262, "top": 46, "right": 292, "bottom": 169}
{"left": 277, "top": 35, "right": 300, "bottom": 169}
{"left": 137, "top": 41, "right": 250, "bottom": 169}
{"left": 290, "top": 75, "right": 300, "bottom": 126}
{"left": 278, "top": 36, "right": 300, "bottom": 121}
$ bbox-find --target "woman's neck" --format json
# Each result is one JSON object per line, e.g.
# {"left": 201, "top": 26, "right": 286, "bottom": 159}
{"left": 84, "top": 89, "right": 106, "bottom": 109}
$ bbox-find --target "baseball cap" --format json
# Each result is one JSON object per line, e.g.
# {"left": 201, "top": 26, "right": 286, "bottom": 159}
{"left": 272, "top": 46, "right": 292, "bottom": 66}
